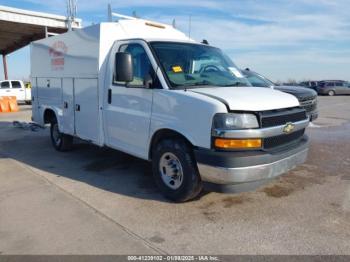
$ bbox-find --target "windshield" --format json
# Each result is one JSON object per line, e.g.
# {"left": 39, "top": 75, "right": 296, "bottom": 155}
{"left": 243, "top": 71, "right": 275, "bottom": 88}
{"left": 150, "top": 42, "right": 251, "bottom": 89}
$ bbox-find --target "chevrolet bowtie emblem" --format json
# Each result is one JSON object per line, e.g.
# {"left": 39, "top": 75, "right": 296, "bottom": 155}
{"left": 283, "top": 122, "right": 295, "bottom": 134}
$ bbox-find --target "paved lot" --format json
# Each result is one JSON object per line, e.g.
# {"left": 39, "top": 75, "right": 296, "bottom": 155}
{"left": 0, "top": 96, "right": 349, "bottom": 254}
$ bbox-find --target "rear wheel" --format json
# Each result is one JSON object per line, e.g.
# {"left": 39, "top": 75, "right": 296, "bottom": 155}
{"left": 50, "top": 118, "right": 73, "bottom": 152}
{"left": 152, "top": 138, "right": 202, "bottom": 202}
{"left": 328, "top": 90, "right": 335, "bottom": 96}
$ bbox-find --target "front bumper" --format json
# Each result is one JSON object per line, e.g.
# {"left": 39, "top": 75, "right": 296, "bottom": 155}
{"left": 308, "top": 111, "right": 318, "bottom": 122}
{"left": 194, "top": 136, "right": 309, "bottom": 189}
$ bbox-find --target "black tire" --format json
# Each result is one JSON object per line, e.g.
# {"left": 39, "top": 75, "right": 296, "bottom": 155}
{"left": 50, "top": 118, "right": 73, "bottom": 152}
{"left": 25, "top": 101, "right": 32, "bottom": 105}
{"left": 328, "top": 90, "right": 335, "bottom": 96}
{"left": 152, "top": 138, "right": 202, "bottom": 202}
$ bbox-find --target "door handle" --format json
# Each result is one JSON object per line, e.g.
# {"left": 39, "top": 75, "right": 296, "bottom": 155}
{"left": 64, "top": 102, "right": 68, "bottom": 109}
{"left": 75, "top": 104, "right": 80, "bottom": 111}
{"left": 108, "top": 89, "right": 112, "bottom": 104}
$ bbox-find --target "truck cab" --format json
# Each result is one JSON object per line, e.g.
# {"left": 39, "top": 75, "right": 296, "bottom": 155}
{"left": 31, "top": 19, "right": 309, "bottom": 202}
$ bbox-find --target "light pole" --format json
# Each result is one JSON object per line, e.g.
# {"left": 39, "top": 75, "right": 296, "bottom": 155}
{"left": 2, "top": 54, "right": 8, "bottom": 80}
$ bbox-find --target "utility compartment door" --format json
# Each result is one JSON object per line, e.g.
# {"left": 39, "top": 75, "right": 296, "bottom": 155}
{"left": 62, "top": 78, "right": 75, "bottom": 135}
{"left": 74, "top": 78, "right": 99, "bottom": 143}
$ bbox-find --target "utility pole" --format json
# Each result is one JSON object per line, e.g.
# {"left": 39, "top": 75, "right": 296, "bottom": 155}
{"left": 2, "top": 54, "right": 8, "bottom": 80}
{"left": 67, "top": 0, "right": 77, "bottom": 31}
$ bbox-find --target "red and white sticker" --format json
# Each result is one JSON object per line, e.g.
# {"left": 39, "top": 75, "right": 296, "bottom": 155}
{"left": 49, "top": 41, "right": 68, "bottom": 71}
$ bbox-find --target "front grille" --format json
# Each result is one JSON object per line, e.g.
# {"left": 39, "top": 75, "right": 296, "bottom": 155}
{"left": 264, "top": 129, "right": 305, "bottom": 149}
{"left": 300, "top": 99, "right": 317, "bottom": 113}
{"left": 260, "top": 108, "right": 307, "bottom": 128}
{"left": 298, "top": 95, "right": 316, "bottom": 102}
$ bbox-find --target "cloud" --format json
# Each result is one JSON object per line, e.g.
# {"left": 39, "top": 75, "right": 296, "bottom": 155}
{"left": 6, "top": 0, "right": 350, "bottom": 81}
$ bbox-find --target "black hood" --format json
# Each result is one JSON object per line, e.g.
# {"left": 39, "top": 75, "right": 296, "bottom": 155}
{"left": 274, "top": 85, "right": 317, "bottom": 100}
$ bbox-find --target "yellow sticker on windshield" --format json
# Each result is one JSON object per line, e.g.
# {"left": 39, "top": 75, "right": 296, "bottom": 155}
{"left": 172, "top": 66, "right": 183, "bottom": 73}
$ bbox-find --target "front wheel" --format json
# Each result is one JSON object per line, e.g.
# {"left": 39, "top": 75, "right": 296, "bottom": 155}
{"left": 50, "top": 119, "right": 73, "bottom": 152}
{"left": 328, "top": 90, "right": 335, "bottom": 96}
{"left": 152, "top": 139, "right": 202, "bottom": 202}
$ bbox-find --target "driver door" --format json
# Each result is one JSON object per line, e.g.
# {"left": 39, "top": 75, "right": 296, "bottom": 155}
{"left": 104, "top": 40, "right": 158, "bottom": 159}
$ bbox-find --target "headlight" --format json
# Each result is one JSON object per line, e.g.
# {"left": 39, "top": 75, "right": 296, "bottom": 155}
{"left": 213, "top": 113, "right": 259, "bottom": 130}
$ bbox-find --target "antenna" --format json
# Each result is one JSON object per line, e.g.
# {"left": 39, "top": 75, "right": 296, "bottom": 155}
{"left": 132, "top": 11, "right": 140, "bottom": 18}
{"left": 67, "top": 0, "right": 77, "bottom": 31}
{"left": 108, "top": 3, "right": 112, "bottom": 22}
{"left": 188, "top": 15, "right": 192, "bottom": 40}
{"left": 172, "top": 18, "right": 176, "bottom": 28}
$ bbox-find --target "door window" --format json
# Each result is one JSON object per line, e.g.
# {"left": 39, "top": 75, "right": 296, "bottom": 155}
{"left": 115, "top": 44, "right": 153, "bottom": 87}
{"left": 326, "top": 82, "right": 335, "bottom": 87}
{"left": 11, "top": 81, "right": 22, "bottom": 89}
{"left": 1, "top": 81, "right": 10, "bottom": 89}
{"left": 335, "top": 82, "right": 344, "bottom": 87}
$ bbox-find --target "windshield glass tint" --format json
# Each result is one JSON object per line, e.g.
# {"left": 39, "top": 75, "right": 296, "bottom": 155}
{"left": 150, "top": 42, "right": 251, "bottom": 89}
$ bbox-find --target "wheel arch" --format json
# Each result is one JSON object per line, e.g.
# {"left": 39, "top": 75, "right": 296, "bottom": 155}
{"left": 43, "top": 108, "right": 57, "bottom": 124}
{"left": 148, "top": 129, "right": 195, "bottom": 160}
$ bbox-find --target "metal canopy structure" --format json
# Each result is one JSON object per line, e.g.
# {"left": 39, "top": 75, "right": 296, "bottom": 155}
{"left": 0, "top": 5, "right": 82, "bottom": 79}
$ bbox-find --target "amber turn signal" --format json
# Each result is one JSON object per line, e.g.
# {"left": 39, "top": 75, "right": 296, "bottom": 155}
{"left": 214, "top": 138, "right": 262, "bottom": 149}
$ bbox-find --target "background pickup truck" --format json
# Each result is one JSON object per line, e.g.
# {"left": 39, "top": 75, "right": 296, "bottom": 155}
{"left": 242, "top": 69, "right": 318, "bottom": 122}
{"left": 0, "top": 80, "right": 32, "bottom": 104}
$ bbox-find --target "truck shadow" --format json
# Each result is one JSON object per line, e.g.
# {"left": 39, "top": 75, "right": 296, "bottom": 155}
{"left": 0, "top": 121, "right": 207, "bottom": 202}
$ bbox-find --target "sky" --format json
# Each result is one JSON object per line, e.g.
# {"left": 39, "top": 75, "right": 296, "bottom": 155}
{"left": 0, "top": 0, "right": 349, "bottom": 82}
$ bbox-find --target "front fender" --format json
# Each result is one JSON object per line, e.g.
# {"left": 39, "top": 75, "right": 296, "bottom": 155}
{"left": 150, "top": 90, "right": 227, "bottom": 150}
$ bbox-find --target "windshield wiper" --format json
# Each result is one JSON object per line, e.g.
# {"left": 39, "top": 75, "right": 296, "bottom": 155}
{"left": 185, "top": 81, "right": 212, "bottom": 87}
{"left": 222, "top": 82, "right": 247, "bottom": 87}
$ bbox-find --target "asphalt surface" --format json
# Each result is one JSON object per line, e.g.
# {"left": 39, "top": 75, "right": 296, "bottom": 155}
{"left": 0, "top": 96, "right": 349, "bottom": 255}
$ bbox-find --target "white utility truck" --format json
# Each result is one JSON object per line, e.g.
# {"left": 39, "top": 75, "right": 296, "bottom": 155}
{"left": 31, "top": 17, "right": 309, "bottom": 202}
{"left": 0, "top": 80, "right": 31, "bottom": 104}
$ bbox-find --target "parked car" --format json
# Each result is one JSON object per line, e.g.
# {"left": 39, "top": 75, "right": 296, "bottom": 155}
{"left": 0, "top": 80, "right": 32, "bottom": 104}
{"left": 31, "top": 18, "right": 309, "bottom": 202}
{"left": 242, "top": 69, "right": 318, "bottom": 121}
{"left": 299, "top": 81, "right": 319, "bottom": 91}
{"left": 317, "top": 80, "right": 350, "bottom": 96}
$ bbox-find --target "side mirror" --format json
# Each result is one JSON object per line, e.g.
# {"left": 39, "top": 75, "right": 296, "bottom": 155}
{"left": 115, "top": 52, "right": 133, "bottom": 82}
{"left": 143, "top": 73, "right": 153, "bottom": 89}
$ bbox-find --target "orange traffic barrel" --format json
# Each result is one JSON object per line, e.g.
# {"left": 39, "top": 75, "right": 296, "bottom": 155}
{"left": 0, "top": 96, "right": 10, "bottom": 113}
{"left": 8, "top": 96, "right": 19, "bottom": 112}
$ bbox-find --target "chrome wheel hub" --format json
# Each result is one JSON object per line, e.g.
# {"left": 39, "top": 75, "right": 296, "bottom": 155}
{"left": 159, "top": 152, "right": 184, "bottom": 190}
